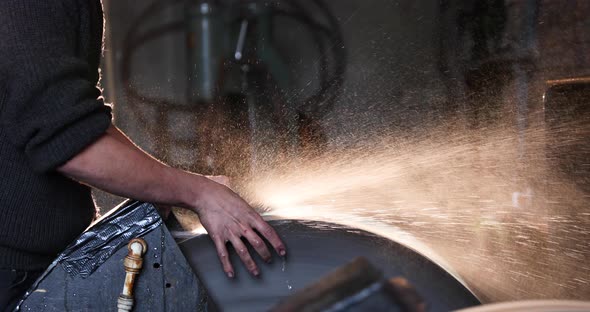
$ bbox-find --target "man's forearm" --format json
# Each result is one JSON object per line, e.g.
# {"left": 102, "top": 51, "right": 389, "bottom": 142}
{"left": 57, "top": 124, "right": 287, "bottom": 277}
{"left": 57, "top": 124, "right": 203, "bottom": 209}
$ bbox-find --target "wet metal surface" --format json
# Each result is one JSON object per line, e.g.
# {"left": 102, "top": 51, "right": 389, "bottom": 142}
{"left": 18, "top": 217, "right": 208, "bottom": 312}
{"left": 179, "top": 219, "right": 480, "bottom": 312}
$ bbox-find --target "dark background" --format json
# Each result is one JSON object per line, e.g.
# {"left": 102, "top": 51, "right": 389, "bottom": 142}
{"left": 96, "top": 0, "right": 590, "bottom": 208}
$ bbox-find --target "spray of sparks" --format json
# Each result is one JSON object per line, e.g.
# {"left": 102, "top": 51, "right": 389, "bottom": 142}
{"left": 232, "top": 120, "right": 590, "bottom": 303}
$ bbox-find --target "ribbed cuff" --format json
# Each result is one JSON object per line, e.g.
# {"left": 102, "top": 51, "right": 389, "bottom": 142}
{"left": 28, "top": 106, "right": 112, "bottom": 173}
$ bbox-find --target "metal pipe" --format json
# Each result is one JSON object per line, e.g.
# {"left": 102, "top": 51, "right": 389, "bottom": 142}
{"left": 117, "top": 238, "right": 148, "bottom": 312}
{"left": 185, "top": 1, "right": 224, "bottom": 104}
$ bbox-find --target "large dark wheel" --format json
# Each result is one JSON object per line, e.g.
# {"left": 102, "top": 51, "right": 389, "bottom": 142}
{"left": 179, "top": 219, "right": 480, "bottom": 311}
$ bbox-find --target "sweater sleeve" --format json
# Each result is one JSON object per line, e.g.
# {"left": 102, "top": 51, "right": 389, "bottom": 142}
{"left": 0, "top": 0, "right": 112, "bottom": 173}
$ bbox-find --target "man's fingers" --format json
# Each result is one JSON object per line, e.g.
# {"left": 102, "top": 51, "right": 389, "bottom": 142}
{"left": 252, "top": 218, "right": 286, "bottom": 257}
{"left": 241, "top": 226, "right": 272, "bottom": 263}
{"left": 213, "top": 237, "right": 234, "bottom": 278}
{"left": 229, "top": 235, "right": 260, "bottom": 277}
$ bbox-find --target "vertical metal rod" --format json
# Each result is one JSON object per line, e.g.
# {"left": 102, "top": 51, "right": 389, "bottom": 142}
{"left": 235, "top": 19, "right": 249, "bottom": 61}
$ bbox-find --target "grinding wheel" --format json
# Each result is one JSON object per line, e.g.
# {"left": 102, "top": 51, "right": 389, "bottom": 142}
{"left": 178, "top": 219, "right": 480, "bottom": 311}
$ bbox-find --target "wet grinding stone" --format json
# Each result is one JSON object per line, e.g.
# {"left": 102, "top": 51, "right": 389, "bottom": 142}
{"left": 179, "top": 219, "right": 480, "bottom": 312}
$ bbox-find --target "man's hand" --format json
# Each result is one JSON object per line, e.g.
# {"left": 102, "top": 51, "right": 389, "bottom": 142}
{"left": 191, "top": 177, "right": 286, "bottom": 278}
{"left": 59, "top": 124, "right": 286, "bottom": 279}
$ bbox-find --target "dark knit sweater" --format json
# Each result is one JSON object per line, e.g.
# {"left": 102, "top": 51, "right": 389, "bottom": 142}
{"left": 0, "top": 0, "right": 112, "bottom": 270}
